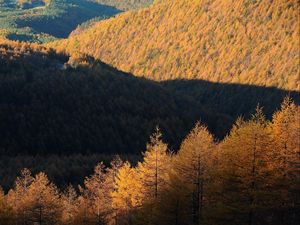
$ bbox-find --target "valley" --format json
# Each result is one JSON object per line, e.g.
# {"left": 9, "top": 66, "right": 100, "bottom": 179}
{"left": 0, "top": 0, "right": 153, "bottom": 43}
{"left": 0, "top": 0, "right": 299, "bottom": 224}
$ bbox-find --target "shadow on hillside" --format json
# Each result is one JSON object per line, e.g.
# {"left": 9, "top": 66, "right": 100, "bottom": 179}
{"left": 16, "top": 1, "right": 121, "bottom": 38}
{"left": 0, "top": 49, "right": 299, "bottom": 157}
{"left": 162, "top": 79, "right": 299, "bottom": 120}
{"left": 1, "top": 49, "right": 300, "bottom": 190}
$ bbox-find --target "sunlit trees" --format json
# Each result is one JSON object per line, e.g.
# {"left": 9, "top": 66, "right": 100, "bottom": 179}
{"left": 103, "top": 156, "right": 124, "bottom": 224}
{"left": 7, "top": 168, "right": 34, "bottom": 225}
{"left": 172, "top": 122, "right": 215, "bottom": 225}
{"left": 61, "top": 185, "right": 79, "bottom": 225}
{"left": 111, "top": 162, "right": 143, "bottom": 225}
{"left": 81, "top": 162, "right": 107, "bottom": 224}
{"left": 136, "top": 127, "right": 171, "bottom": 224}
{"left": 0, "top": 187, "right": 14, "bottom": 225}
{"left": 0, "top": 99, "right": 298, "bottom": 225}
{"left": 268, "top": 97, "right": 300, "bottom": 223}
{"left": 217, "top": 108, "right": 272, "bottom": 225}
{"left": 24, "top": 172, "right": 61, "bottom": 225}
{"left": 52, "top": 0, "right": 300, "bottom": 91}
{"left": 7, "top": 170, "right": 61, "bottom": 225}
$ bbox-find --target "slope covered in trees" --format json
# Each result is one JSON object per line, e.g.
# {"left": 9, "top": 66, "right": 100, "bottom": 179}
{"left": 0, "top": 99, "right": 299, "bottom": 225}
{"left": 0, "top": 38, "right": 298, "bottom": 194}
{"left": 52, "top": 0, "right": 300, "bottom": 91}
{"left": 90, "top": 0, "right": 153, "bottom": 10}
{"left": 0, "top": 0, "right": 121, "bottom": 43}
{"left": 0, "top": 39, "right": 230, "bottom": 157}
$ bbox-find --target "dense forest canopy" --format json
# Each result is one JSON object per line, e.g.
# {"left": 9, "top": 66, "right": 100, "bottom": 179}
{"left": 0, "top": 101, "right": 299, "bottom": 225}
{"left": 0, "top": 40, "right": 231, "bottom": 156}
{"left": 0, "top": 39, "right": 298, "bottom": 192}
{"left": 0, "top": 0, "right": 299, "bottom": 224}
{"left": 51, "top": 0, "right": 300, "bottom": 91}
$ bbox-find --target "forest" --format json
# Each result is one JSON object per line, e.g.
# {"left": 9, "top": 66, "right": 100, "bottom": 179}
{"left": 1, "top": 0, "right": 148, "bottom": 43}
{"left": 0, "top": 0, "right": 299, "bottom": 224}
{"left": 52, "top": 0, "right": 299, "bottom": 91}
{"left": 0, "top": 98, "right": 299, "bottom": 225}
{"left": 1, "top": 39, "right": 298, "bottom": 191}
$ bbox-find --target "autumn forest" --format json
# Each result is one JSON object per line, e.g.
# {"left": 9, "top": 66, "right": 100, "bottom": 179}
{"left": 0, "top": 98, "right": 299, "bottom": 225}
{"left": 0, "top": 0, "right": 299, "bottom": 224}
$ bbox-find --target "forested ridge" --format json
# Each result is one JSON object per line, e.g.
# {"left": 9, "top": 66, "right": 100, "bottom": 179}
{"left": 0, "top": 39, "right": 298, "bottom": 192}
{"left": 0, "top": 39, "right": 232, "bottom": 156}
{"left": 0, "top": 0, "right": 299, "bottom": 224}
{"left": 0, "top": 99, "right": 299, "bottom": 225}
{"left": 51, "top": 0, "right": 299, "bottom": 91}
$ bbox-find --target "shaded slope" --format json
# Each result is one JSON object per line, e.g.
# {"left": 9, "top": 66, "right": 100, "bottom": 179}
{"left": 52, "top": 0, "right": 300, "bottom": 91}
{"left": 1, "top": 40, "right": 298, "bottom": 156}
{"left": 0, "top": 40, "right": 230, "bottom": 155}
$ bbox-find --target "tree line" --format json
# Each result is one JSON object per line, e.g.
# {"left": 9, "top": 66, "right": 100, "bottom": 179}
{"left": 0, "top": 97, "right": 299, "bottom": 225}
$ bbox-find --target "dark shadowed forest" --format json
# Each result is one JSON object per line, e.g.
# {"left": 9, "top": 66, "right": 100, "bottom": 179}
{"left": 0, "top": 97, "right": 299, "bottom": 225}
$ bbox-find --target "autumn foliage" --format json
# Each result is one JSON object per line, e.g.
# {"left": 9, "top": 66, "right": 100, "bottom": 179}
{"left": 51, "top": 0, "right": 300, "bottom": 91}
{"left": 0, "top": 98, "right": 299, "bottom": 225}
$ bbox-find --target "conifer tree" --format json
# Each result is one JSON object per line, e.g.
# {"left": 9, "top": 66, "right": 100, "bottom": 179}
{"left": 111, "top": 162, "right": 143, "bottom": 225}
{"left": 172, "top": 122, "right": 215, "bottom": 225}
{"left": 25, "top": 172, "right": 61, "bottom": 225}
{"left": 268, "top": 97, "right": 300, "bottom": 223}
{"left": 217, "top": 108, "right": 271, "bottom": 225}
{"left": 61, "top": 184, "right": 79, "bottom": 225}
{"left": 0, "top": 187, "right": 14, "bottom": 225}
{"left": 7, "top": 168, "right": 34, "bottom": 225}
{"left": 136, "top": 127, "right": 171, "bottom": 224}
{"left": 104, "top": 156, "right": 124, "bottom": 225}
{"left": 82, "top": 162, "right": 107, "bottom": 225}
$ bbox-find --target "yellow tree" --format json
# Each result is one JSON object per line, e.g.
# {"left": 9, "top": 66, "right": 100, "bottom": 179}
{"left": 60, "top": 185, "right": 79, "bottom": 225}
{"left": 218, "top": 108, "right": 271, "bottom": 225}
{"left": 103, "top": 156, "right": 124, "bottom": 225}
{"left": 268, "top": 97, "right": 300, "bottom": 223}
{"left": 0, "top": 186, "right": 14, "bottom": 225}
{"left": 24, "top": 172, "right": 62, "bottom": 225}
{"left": 7, "top": 168, "right": 34, "bottom": 224}
{"left": 136, "top": 127, "right": 171, "bottom": 224}
{"left": 82, "top": 162, "right": 107, "bottom": 225}
{"left": 111, "top": 162, "right": 143, "bottom": 225}
{"left": 172, "top": 122, "right": 215, "bottom": 225}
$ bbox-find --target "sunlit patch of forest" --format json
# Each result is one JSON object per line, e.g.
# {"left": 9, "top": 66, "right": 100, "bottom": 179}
{"left": 0, "top": 98, "right": 299, "bottom": 225}
{"left": 51, "top": 0, "right": 299, "bottom": 91}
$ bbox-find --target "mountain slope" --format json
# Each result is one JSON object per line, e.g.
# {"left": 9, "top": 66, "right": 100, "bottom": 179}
{"left": 51, "top": 0, "right": 300, "bottom": 91}
{"left": 0, "top": 0, "right": 121, "bottom": 43}
{"left": 90, "top": 0, "right": 153, "bottom": 10}
{"left": 0, "top": 39, "right": 232, "bottom": 155}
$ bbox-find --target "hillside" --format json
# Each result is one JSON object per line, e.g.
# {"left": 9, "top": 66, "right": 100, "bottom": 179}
{"left": 91, "top": 0, "right": 153, "bottom": 10}
{"left": 0, "top": 39, "right": 232, "bottom": 156}
{"left": 0, "top": 38, "right": 297, "bottom": 162}
{"left": 0, "top": 0, "right": 121, "bottom": 43}
{"left": 51, "top": 0, "right": 300, "bottom": 91}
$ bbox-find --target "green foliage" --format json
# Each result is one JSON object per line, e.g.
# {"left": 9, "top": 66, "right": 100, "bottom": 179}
{"left": 0, "top": 0, "right": 121, "bottom": 43}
